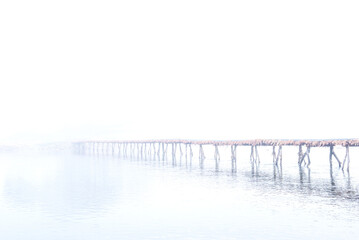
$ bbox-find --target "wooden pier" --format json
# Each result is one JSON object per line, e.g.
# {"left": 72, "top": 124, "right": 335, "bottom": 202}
{"left": 73, "top": 139, "right": 359, "bottom": 173}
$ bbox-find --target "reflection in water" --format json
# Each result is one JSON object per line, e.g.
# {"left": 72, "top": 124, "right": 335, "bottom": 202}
{"left": 298, "top": 165, "right": 311, "bottom": 185}
{"left": 250, "top": 161, "right": 260, "bottom": 177}
{"left": 124, "top": 148, "right": 359, "bottom": 201}
{"left": 273, "top": 163, "right": 282, "bottom": 181}
{"left": 1, "top": 151, "right": 359, "bottom": 240}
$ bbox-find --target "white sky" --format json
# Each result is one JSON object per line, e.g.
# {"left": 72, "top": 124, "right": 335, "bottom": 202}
{"left": 0, "top": 0, "right": 358, "bottom": 144}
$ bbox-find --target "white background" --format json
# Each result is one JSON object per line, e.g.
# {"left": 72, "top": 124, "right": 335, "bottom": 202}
{"left": 1, "top": 0, "right": 358, "bottom": 144}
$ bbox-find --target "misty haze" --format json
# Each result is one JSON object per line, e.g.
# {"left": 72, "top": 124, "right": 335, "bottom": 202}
{"left": 1, "top": 1, "right": 359, "bottom": 239}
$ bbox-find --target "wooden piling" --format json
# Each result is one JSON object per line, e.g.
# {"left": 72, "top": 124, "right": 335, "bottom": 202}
{"left": 75, "top": 138, "right": 359, "bottom": 173}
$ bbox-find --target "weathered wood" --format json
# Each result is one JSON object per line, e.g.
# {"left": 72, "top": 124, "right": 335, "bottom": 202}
{"left": 332, "top": 151, "right": 342, "bottom": 168}
{"left": 231, "top": 145, "right": 237, "bottom": 171}
{"left": 199, "top": 144, "right": 205, "bottom": 162}
{"left": 189, "top": 144, "right": 193, "bottom": 158}
{"left": 298, "top": 145, "right": 303, "bottom": 164}
{"left": 76, "top": 139, "right": 359, "bottom": 147}
{"left": 250, "top": 145, "right": 260, "bottom": 163}
{"left": 342, "top": 146, "right": 350, "bottom": 172}
{"left": 273, "top": 146, "right": 282, "bottom": 166}
{"left": 76, "top": 139, "right": 358, "bottom": 173}
{"left": 214, "top": 145, "right": 220, "bottom": 162}
{"left": 299, "top": 146, "right": 310, "bottom": 166}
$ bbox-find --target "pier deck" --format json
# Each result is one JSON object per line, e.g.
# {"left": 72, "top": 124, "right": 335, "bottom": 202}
{"left": 74, "top": 139, "right": 358, "bottom": 173}
{"left": 76, "top": 139, "right": 359, "bottom": 147}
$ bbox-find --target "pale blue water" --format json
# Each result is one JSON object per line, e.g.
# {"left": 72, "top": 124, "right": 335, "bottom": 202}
{"left": 0, "top": 147, "right": 359, "bottom": 239}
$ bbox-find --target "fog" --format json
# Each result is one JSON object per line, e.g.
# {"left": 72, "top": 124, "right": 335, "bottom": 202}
{"left": 1, "top": 0, "right": 358, "bottom": 145}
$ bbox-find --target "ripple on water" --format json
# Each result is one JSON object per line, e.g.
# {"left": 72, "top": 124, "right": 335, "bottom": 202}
{"left": 0, "top": 152, "right": 359, "bottom": 240}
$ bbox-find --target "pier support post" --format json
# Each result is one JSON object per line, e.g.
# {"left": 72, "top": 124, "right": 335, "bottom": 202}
{"left": 161, "top": 143, "right": 165, "bottom": 160}
{"left": 329, "top": 145, "right": 342, "bottom": 168}
{"left": 273, "top": 145, "right": 282, "bottom": 166}
{"left": 231, "top": 145, "right": 237, "bottom": 172}
{"left": 188, "top": 144, "right": 193, "bottom": 166}
{"left": 250, "top": 145, "right": 260, "bottom": 163}
{"left": 157, "top": 142, "right": 161, "bottom": 161}
{"left": 144, "top": 143, "right": 147, "bottom": 160}
{"left": 214, "top": 145, "right": 220, "bottom": 170}
{"left": 341, "top": 145, "right": 350, "bottom": 172}
{"left": 299, "top": 146, "right": 311, "bottom": 167}
{"left": 329, "top": 145, "right": 333, "bottom": 169}
{"left": 152, "top": 143, "right": 156, "bottom": 160}
{"left": 162, "top": 143, "right": 168, "bottom": 161}
{"left": 199, "top": 144, "right": 205, "bottom": 166}
{"left": 172, "top": 143, "right": 177, "bottom": 164}
{"left": 179, "top": 143, "right": 183, "bottom": 159}
{"left": 298, "top": 145, "right": 303, "bottom": 164}
{"left": 214, "top": 145, "right": 220, "bottom": 162}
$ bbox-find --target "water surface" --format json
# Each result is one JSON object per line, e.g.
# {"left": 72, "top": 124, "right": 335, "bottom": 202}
{"left": 0, "top": 148, "right": 359, "bottom": 239}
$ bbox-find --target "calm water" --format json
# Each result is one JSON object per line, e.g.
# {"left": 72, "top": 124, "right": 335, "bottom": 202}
{"left": 1, "top": 146, "right": 359, "bottom": 239}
